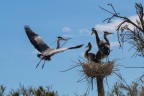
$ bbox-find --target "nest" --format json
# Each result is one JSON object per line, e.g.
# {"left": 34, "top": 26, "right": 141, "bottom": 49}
{"left": 82, "top": 61, "right": 115, "bottom": 78}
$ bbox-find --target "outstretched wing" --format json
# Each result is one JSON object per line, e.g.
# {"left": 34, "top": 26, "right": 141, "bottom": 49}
{"left": 49, "top": 44, "right": 83, "bottom": 56}
{"left": 24, "top": 25, "right": 50, "bottom": 53}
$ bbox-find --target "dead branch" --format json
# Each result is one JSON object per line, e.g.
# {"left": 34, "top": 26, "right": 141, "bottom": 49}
{"left": 100, "top": 3, "right": 144, "bottom": 57}
{"left": 100, "top": 3, "right": 144, "bottom": 32}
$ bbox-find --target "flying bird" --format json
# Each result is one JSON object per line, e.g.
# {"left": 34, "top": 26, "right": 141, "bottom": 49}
{"left": 91, "top": 28, "right": 113, "bottom": 62}
{"left": 84, "top": 42, "right": 95, "bottom": 62}
{"left": 24, "top": 25, "right": 83, "bottom": 68}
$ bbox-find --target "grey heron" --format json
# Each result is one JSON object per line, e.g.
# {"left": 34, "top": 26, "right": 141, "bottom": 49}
{"left": 91, "top": 28, "right": 113, "bottom": 62}
{"left": 24, "top": 25, "right": 83, "bottom": 68}
{"left": 84, "top": 42, "right": 95, "bottom": 62}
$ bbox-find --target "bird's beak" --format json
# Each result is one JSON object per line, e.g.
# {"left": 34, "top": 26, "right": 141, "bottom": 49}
{"left": 62, "top": 37, "right": 71, "bottom": 41}
{"left": 91, "top": 31, "right": 94, "bottom": 35}
{"left": 85, "top": 45, "right": 88, "bottom": 48}
{"left": 108, "top": 32, "right": 113, "bottom": 35}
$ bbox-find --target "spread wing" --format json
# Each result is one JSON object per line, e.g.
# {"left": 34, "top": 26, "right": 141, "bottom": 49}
{"left": 49, "top": 44, "right": 83, "bottom": 56}
{"left": 24, "top": 25, "right": 50, "bottom": 53}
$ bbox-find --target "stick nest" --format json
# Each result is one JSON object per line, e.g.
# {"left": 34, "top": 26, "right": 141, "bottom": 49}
{"left": 81, "top": 61, "right": 115, "bottom": 78}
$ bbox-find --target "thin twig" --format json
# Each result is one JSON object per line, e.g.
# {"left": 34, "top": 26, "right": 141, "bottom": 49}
{"left": 119, "top": 65, "right": 144, "bottom": 68}
{"left": 60, "top": 65, "right": 80, "bottom": 72}
{"left": 60, "top": 39, "right": 69, "bottom": 48}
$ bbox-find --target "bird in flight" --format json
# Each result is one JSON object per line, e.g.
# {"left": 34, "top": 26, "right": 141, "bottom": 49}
{"left": 24, "top": 25, "right": 83, "bottom": 68}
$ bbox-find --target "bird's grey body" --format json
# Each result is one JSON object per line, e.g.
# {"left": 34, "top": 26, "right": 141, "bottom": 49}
{"left": 84, "top": 42, "right": 95, "bottom": 62}
{"left": 24, "top": 25, "right": 83, "bottom": 68}
{"left": 91, "top": 28, "right": 113, "bottom": 62}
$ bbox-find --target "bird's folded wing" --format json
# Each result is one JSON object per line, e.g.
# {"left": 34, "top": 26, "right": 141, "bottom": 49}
{"left": 24, "top": 25, "right": 50, "bottom": 53}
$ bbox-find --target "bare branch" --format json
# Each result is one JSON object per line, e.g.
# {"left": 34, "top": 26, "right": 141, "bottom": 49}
{"left": 101, "top": 3, "right": 144, "bottom": 57}
{"left": 100, "top": 4, "right": 144, "bottom": 32}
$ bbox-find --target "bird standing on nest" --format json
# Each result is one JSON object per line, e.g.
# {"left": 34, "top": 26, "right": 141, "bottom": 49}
{"left": 24, "top": 25, "right": 83, "bottom": 68}
{"left": 84, "top": 42, "right": 96, "bottom": 62}
{"left": 91, "top": 28, "right": 113, "bottom": 62}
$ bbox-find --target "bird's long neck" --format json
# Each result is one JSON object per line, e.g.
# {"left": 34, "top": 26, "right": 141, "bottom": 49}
{"left": 84, "top": 45, "right": 91, "bottom": 58}
{"left": 94, "top": 30, "right": 100, "bottom": 47}
{"left": 56, "top": 39, "right": 60, "bottom": 49}
{"left": 104, "top": 34, "right": 110, "bottom": 45}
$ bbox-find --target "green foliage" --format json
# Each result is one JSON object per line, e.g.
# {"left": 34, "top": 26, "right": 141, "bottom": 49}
{"left": 0, "top": 85, "right": 57, "bottom": 96}
{"left": 0, "top": 85, "right": 6, "bottom": 96}
{"left": 107, "top": 81, "right": 144, "bottom": 96}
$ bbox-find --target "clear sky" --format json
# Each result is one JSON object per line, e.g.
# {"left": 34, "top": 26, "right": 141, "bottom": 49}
{"left": 0, "top": 0, "right": 144, "bottom": 95}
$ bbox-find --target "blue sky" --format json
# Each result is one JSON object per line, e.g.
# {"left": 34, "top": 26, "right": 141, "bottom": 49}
{"left": 0, "top": 0, "right": 144, "bottom": 95}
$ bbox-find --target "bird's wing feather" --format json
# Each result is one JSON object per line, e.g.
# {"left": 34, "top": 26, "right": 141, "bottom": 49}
{"left": 24, "top": 25, "right": 50, "bottom": 53}
{"left": 49, "top": 48, "right": 68, "bottom": 56}
{"left": 48, "top": 44, "right": 83, "bottom": 56}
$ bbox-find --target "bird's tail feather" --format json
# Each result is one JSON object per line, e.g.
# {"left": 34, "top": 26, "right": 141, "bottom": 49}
{"left": 68, "top": 44, "right": 83, "bottom": 49}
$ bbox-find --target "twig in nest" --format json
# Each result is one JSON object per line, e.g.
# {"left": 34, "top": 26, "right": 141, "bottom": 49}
{"left": 120, "top": 65, "right": 144, "bottom": 68}
{"left": 79, "top": 56, "right": 87, "bottom": 62}
{"left": 113, "top": 72, "right": 123, "bottom": 80}
{"left": 77, "top": 74, "right": 86, "bottom": 83}
{"left": 136, "top": 74, "right": 144, "bottom": 82}
{"left": 60, "top": 60, "right": 82, "bottom": 72}
{"left": 60, "top": 65, "right": 80, "bottom": 72}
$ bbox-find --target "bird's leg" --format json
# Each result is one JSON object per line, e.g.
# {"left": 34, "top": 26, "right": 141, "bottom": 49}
{"left": 106, "top": 56, "right": 109, "bottom": 62}
{"left": 36, "top": 58, "right": 43, "bottom": 68}
{"left": 107, "top": 57, "right": 109, "bottom": 62}
{"left": 91, "top": 77, "right": 93, "bottom": 90}
{"left": 42, "top": 60, "right": 45, "bottom": 69}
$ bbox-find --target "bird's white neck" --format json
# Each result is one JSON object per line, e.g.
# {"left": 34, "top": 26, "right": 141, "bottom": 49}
{"left": 84, "top": 45, "right": 91, "bottom": 58}
{"left": 104, "top": 34, "right": 110, "bottom": 45}
{"left": 56, "top": 39, "right": 60, "bottom": 49}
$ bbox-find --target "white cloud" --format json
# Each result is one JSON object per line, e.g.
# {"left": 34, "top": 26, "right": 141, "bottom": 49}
{"left": 95, "top": 15, "right": 138, "bottom": 32}
{"left": 78, "top": 28, "right": 90, "bottom": 36}
{"left": 62, "top": 26, "right": 71, "bottom": 32}
{"left": 95, "top": 20, "right": 120, "bottom": 32}
{"left": 62, "top": 34, "right": 74, "bottom": 38}
{"left": 79, "top": 28, "right": 89, "bottom": 33}
{"left": 62, "top": 27, "right": 91, "bottom": 38}
{"left": 110, "top": 41, "right": 119, "bottom": 47}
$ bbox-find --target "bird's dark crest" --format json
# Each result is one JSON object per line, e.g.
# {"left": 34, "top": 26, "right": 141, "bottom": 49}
{"left": 57, "top": 36, "right": 63, "bottom": 38}
{"left": 24, "top": 25, "right": 30, "bottom": 29}
{"left": 88, "top": 42, "right": 91, "bottom": 45}
{"left": 92, "top": 28, "right": 95, "bottom": 31}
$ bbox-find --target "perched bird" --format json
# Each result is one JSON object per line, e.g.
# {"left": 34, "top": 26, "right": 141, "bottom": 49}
{"left": 24, "top": 25, "right": 83, "bottom": 68}
{"left": 91, "top": 28, "right": 113, "bottom": 62}
{"left": 84, "top": 42, "right": 95, "bottom": 62}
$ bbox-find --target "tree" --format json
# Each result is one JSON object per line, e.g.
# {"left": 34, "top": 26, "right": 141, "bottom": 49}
{"left": 0, "top": 85, "right": 57, "bottom": 96}
{"left": 100, "top": 3, "right": 144, "bottom": 57}
{"left": 98, "top": 3, "right": 144, "bottom": 96}
{"left": 107, "top": 80, "right": 144, "bottom": 96}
